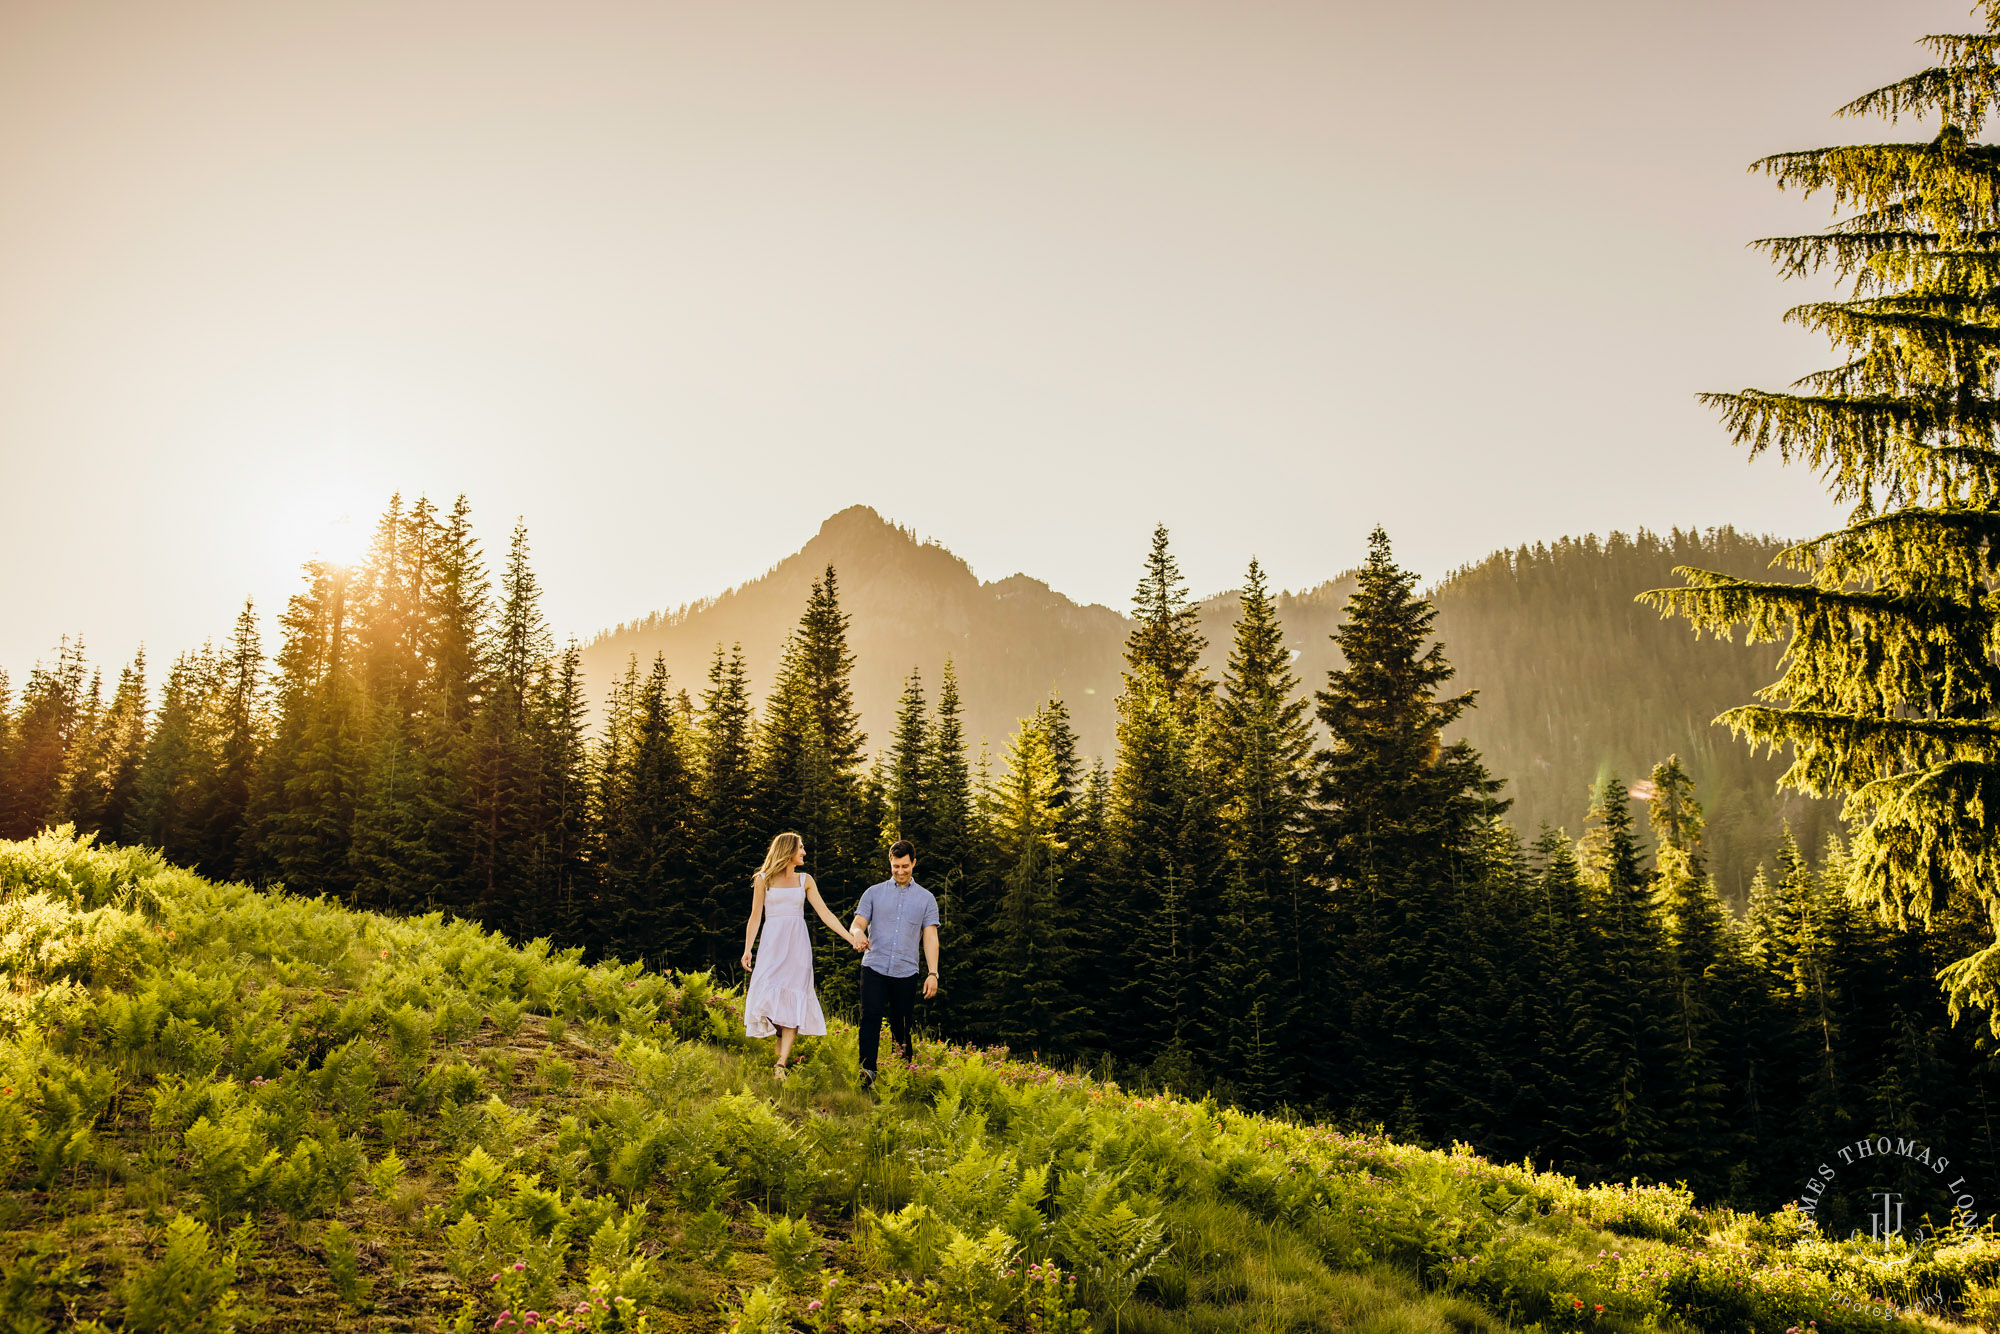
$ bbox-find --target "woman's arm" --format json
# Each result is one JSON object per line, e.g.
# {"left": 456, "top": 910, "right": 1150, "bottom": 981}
{"left": 742, "top": 874, "right": 767, "bottom": 971}
{"left": 805, "top": 877, "right": 858, "bottom": 946}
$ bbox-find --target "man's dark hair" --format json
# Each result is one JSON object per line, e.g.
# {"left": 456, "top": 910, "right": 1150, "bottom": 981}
{"left": 889, "top": 840, "right": 916, "bottom": 862}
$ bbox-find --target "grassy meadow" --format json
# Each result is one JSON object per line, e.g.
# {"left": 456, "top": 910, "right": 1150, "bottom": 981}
{"left": 2, "top": 829, "right": 1998, "bottom": 1333}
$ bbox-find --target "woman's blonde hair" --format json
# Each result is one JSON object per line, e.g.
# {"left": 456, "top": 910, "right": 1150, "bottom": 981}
{"left": 756, "top": 832, "right": 804, "bottom": 887}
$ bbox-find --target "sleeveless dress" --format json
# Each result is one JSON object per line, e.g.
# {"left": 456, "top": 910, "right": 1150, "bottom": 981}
{"left": 743, "top": 879, "right": 827, "bottom": 1037}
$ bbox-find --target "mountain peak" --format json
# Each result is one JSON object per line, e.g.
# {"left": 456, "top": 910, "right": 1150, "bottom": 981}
{"left": 818, "top": 504, "right": 893, "bottom": 540}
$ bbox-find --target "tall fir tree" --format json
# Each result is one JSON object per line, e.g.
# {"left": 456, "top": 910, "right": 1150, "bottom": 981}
{"left": 347, "top": 497, "right": 438, "bottom": 908}
{"left": 695, "top": 644, "right": 762, "bottom": 975}
{"left": 134, "top": 647, "right": 224, "bottom": 868}
{"left": 1111, "top": 525, "right": 1222, "bottom": 1068}
{"left": 981, "top": 698, "right": 1088, "bottom": 1051}
{"left": 246, "top": 561, "right": 361, "bottom": 896}
{"left": 62, "top": 649, "right": 149, "bottom": 844}
{"left": 599, "top": 654, "right": 698, "bottom": 968}
{"left": 753, "top": 568, "right": 871, "bottom": 1001}
{"left": 529, "top": 641, "right": 597, "bottom": 948}
{"left": 1205, "top": 558, "right": 1311, "bottom": 1105}
{"left": 1572, "top": 777, "right": 1678, "bottom": 1181}
{"left": 1642, "top": 10, "right": 2000, "bottom": 1025}
{"left": 411, "top": 495, "right": 494, "bottom": 911}
{"left": 204, "top": 602, "right": 265, "bottom": 873}
{"left": 1644, "top": 756, "right": 1740, "bottom": 1197}
{"left": 885, "top": 669, "right": 932, "bottom": 854}
{"left": 0, "top": 637, "right": 91, "bottom": 840}
{"left": 470, "top": 521, "right": 554, "bottom": 933}
{"left": 1517, "top": 828, "right": 1603, "bottom": 1174}
{"left": 1307, "top": 527, "right": 1503, "bottom": 1122}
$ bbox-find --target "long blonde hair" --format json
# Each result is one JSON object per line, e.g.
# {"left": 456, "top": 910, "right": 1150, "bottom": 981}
{"left": 756, "top": 832, "right": 804, "bottom": 887}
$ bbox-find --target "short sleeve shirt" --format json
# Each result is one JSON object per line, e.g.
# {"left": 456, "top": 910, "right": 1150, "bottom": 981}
{"left": 854, "top": 878, "right": 939, "bottom": 979}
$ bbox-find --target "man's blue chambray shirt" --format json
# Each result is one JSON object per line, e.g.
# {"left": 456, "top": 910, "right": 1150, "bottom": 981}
{"left": 854, "top": 878, "right": 939, "bottom": 979}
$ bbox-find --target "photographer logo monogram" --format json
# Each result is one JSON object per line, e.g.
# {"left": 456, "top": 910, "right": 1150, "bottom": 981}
{"left": 1797, "top": 1134, "right": 1982, "bottom": 1261}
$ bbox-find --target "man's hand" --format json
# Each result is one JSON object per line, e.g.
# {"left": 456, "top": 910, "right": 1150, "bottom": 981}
{"left": 923, "top": 973, "right": 938, "bottom": 1000}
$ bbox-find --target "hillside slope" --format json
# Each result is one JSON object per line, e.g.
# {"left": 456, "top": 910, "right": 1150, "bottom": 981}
{"left": 2, "top": 831, "right": 1989, "bottom": 1334}
{"left": 589, "top": 510, "right": 1827, "bottom": 899}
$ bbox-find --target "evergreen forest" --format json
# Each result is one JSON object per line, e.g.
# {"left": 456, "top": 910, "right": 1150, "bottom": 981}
{"left": 2, "top": 495, "right": 1990, "bottom": 1230}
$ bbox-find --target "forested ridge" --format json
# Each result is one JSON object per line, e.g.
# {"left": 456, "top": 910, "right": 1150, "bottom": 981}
{"left": 1, "top": 495, "right": 1991, "bottom": 1227}
{"left": 585, "top": 507, "right": 1828, "bottom": 901}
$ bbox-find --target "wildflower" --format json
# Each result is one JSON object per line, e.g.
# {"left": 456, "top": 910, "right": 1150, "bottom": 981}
{"left": 1573, "top": 1300, "right": 1585, "bottom": 1309}
{"left": 1594, "top": 1306, "right": 1604, "bottom": 1313}
{"left": 513, "top": 1261, "right": 527, "bottom": 1272}
{"left": 807, "top": 1300, "right": 823, "bottom": 1312}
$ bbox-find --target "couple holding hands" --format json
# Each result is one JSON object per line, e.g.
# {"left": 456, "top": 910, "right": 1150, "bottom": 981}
{"left": 739, "top": 832, "right": 939, "bottom": 1087}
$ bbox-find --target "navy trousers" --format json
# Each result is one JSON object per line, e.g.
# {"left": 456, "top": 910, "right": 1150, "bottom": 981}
{"left": 858, "top": 966, "right": 919, "bottom": 1072}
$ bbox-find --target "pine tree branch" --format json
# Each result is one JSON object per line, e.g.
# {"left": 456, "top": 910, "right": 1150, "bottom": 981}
{"left": 1837, "top": 48, "right": 2000, "bottom": 135}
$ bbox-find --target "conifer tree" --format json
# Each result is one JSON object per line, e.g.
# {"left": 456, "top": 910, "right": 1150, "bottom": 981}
{"left": 1572, "top": 777, "right": 1677, "bottom": 1180}
{"left": 530, "top": 641, "right": 597, "bottom": 948}
{"left": 245, "top": 562, "right": 360, "bottom": 897}
{"left": 598, "top": 655, "right": 698, "bottom": 965}
{"left": 982, "top": 699, "right": 1088, "bottom": 1050}
{"left": 470, "top": 522, "right": 553, "bottom": 932}
{"left": 203, "top": 602, "right": 265, "bottom": 872}
{"left": 0, "top": 638, "right": 91, "bottom": 840}
{"left": 1112, "top": 525, "right": 1222, "bottom": 1066}
{"left": 1517, "top": 829, "right": 1602, "bottom": 1173}
{"left": 695, "top": 644, "right": 762, "bottom": 974}
{"left": 1642, "top": 11, "right": 2000, "bottom": 1023}
{"left": 1307, "top": 527, "right": 1502, "bottom": 1119}
{"left": 885, "top": 669, "right": 932, "bottom": 854}
{"left": 347, "top": 497, "right": 438, "bottom": 908}
{"left": 63, "top": 650, "right": 149, "bottom": 844}
{"left": 1205, "top": 559, "right": 1311, "bottom": 1105}
{"left": 1644, "top": 756, "right": 1740, "bottom": 1197}
{"left": 754, "top": 569, "right": 870, "bottom": 994}
{"left": 924, "top": 660, "right": 975, "bottom": 892}
{"left": 410, "top": 495, "right": 494, "bottom": 911}
{"left": 134, "top": 647, "right": 224, "bottom": 867}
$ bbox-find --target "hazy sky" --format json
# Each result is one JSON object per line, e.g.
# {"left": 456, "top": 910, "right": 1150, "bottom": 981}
{"left": 0, "top": 0, "right": 1974, "bottom": 676}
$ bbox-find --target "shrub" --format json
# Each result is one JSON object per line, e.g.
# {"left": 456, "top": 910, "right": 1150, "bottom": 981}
{"left": 323, "top": 1219, "right": 370, "bottom": 1309}
{"left": 115, "top": 1215, "right": 242, "bottom": 1334}
{"left": 683, "top": 1208, "right": 735, "bottom": 1270}
{"left": 720, "top": 1280, "right": 787, "bottom": 1334}
{"left": 1052, "top": 1170, "right": 1171, "bottom": 1334}
{"left": 0, "top": 1238, "right": 85, "bottom": 1333}
{"left": 184, "top": 1104, "right": 280, "bottom": 1222}
{"left": 453, "top": 1145, "right": 508, "bottom": 1215}
{"left": 759, "top": 1211, "right": 822, "bottom": 1289}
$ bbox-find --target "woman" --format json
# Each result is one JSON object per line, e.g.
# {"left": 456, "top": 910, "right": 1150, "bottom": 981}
{"left": 740, "top": 831, "right": 860, "bottom": 1079}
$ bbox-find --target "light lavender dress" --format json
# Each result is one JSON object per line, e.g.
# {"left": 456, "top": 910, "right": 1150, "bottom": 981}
{"left": 743, "top": 878, "right": 827, "bottom": 1037}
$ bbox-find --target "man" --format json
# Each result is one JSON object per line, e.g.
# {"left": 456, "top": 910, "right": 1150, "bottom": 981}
{"left": 848, "top": 839, "right": 939, "bottom": 1087}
